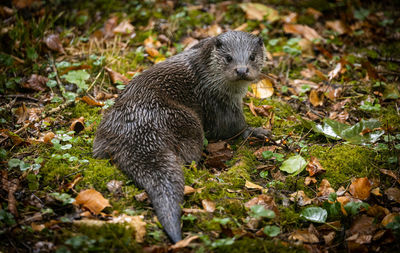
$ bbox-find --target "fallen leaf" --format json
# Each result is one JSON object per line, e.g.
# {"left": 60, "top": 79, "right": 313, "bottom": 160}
{"left": 70, "top": 117, "right": 85, "bottom": 134}
{"left": 381, "top": 213, "right": 399, "bottom": 227}
{"left": 371, "top": 187, "right": 382, "bottom": 197}
{"left": 328, "top": 62, "right": 342, "bottom": 81}
{"left": 80, "top": 96, "right": 104, "bottom": 107}
{"left": 366, "top": 205, "right": 389, "bottom": 219}
{"left": 380, "top": 169, "right": 400, "bottom": 184}
{"left": 43, "top": 132, "right": 55, "bottom": 144}
{"left": 106, "top": 180, "right": 123, "bottom": 194}
{"left": 31, "top": 222, "right": 45, "bottom": 232}
{"left": 304, "top": 176, "right": 317, "bottom": 185}
{"left": 306, "top": 156, "right": 326, "bottom": 176}
{"left": 245, "top": 180, "right": 264, "bottom": 190}
{"left": 326, "top": 20, "right": 349, "bottom": 35}
{"left": 135, "top": 192, "right": 148, "bottom": 202}
{"left": 385, "top": 187, "right": 400, "bottom": 203}
{"left": 283, "top": 24, "right": 322, "bottom": 41}
{"left": 317, "top": 179, "right": 335, "bottom": 197}
{"left": 103, "top": 16, "right": 118, "bottom": 38}
{"left": 289, "top": 229, "right": 319, "bottom": 243}
{"left": 202, "top": 199, "right": 216, "bottom": 212}
{"left": 309, "top": 89, "right": 324, "bottom": 107}
{"left": 349, "top": 178, "right": 371, "bottom": 200}
{"left": 244, "top": 194, "right": 279, "bottom": 216}
{"left": 170, "top": 235, "right": 199, "bottom": 250}
{"left": 104, "top": 67, "right": 130, "bottom": 85}
{"left": 112, "top": 214, "right": 146, "bottom": 242}
{"left": 306, "top": 8, "right": 322, "bottom": 20}
{"left": 15, "top": 103, "right": 28, "bottom": 124}
{"left": 207, "top": 24, "right": 222, "bottom": 36}
{"left": 44, "top": 34, "right": 66, "bottom": 54}
{"left": 289, "top": 191, "right": 312, "bottom": 206}
{"left": 251, "top": 79, "right": 274, "bottom": 99}
{"left": 21, "top": 74, "right": 48, "bottom": 91}
{"left": 204, "top": 141, "right": 233, "bottom": 168}
{"left": 113, "top": 20, "right": 134, "bottom": 35}
{"left": 361, "top": 60, "right": 382, "bottom": 81}
{"left": 323, "top": 231, "right": 336, "bottom": 245}
{"left": 145, "top": 47, "right": 159, "bottom": 57}
{"left": 74, "top": 189, "right": 111, "bottom": 214}
{"left": 184, "top": 186, "right": 195, "bottom": 195}
{"left": 64, "top": 174, "right": 82, "bottom": 191}
{"left": 239, "top": 3, "right": 279, "bottom": 22}
{"left": 282, "top": 12, "right": 297, "bottom": 23}
{"left": 182, "top": 208, "right": 207, "bottom": 214}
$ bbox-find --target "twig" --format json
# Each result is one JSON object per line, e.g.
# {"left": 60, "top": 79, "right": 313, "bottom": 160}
{"left": 49, "top": 53, "right": 64, "bottom": 96}
{"left": 0, "top": 94, "right": 39, "bottom": 102}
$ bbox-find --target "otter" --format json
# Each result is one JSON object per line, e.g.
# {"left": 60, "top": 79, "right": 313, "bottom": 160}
{"left": 93, "top": 31, "right": 270, "bottom": 243}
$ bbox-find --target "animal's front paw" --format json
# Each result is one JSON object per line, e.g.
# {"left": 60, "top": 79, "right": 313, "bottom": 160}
{"left": 243, "top": 127, "right": 271, "bottom": 140}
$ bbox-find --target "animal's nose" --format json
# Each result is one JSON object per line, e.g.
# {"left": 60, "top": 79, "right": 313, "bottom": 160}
{"left": 235, "top": 67, "right": 249, "bottom": 76}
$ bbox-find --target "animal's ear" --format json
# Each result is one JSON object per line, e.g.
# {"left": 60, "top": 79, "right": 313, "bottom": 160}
{"left": 257, "top": 36, "right": 264, "bottom": 46}
{"left": 215, "top": 37, "right": 223, "bottom": 49}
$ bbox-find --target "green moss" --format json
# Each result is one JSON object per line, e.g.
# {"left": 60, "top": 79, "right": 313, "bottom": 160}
{"left": 380, "top": 104, "right": 400, "bottom": 128}
{"left": 278, "top": 207, "right": 302, "bottom": 229}
{"left": 58, "top": 223, "right": 140, "bottom": 253}
{"left": 216, "top": 237, "right": 306, "bottom": 253}
{"left": 309, "top": 144, "right": 381, "bottom": 188}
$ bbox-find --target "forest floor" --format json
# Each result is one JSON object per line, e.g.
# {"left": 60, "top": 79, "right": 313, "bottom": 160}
{"left": 1, "top": 0, "right": 400, "bottom": 252}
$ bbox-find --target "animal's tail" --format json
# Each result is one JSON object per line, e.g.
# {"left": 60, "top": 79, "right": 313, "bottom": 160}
{"left": 125, "top": 151, "right": 185, "bottom": 243}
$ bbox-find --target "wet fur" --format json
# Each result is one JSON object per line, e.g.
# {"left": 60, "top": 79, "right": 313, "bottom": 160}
{"left": 93, "top": 31, "right": 266, "bottom": 243}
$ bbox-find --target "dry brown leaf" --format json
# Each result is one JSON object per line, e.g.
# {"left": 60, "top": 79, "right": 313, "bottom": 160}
{"left": 326, "top": 86, "right": 343, "bottom": 101}
{"left": 21, "top": 74, "right": 48, "bottom": 91}
{"left": 309, "top": 89, "right": 324, "bottom": 107}
{"left": 64, "top": 174, "right": 82, "bottom": 191}
{"left": 289, "top": 229, "right": 319, "bottom": 243}
{"left": 135, "top": 192, "right": 148, "bottom": 202}
{"left": 306, "top": 156, "right": 325, "bottom": 176}
{"left": 282, "top": 12, "right": 298, "bottom": 23}
{"left": 366, "top": 205, "right": 389, "bottom": 219}
{"left": 245, "top": 180, "right": 264, "bottom": 190}
{"left": 306, "top": 8, "right": 322, "bottom": 20}
{"left": 289, "top": 191, "right": 312, "bottom": 206}
{"left": 283, "top": 24, "right": 322, "bottom": 41}
{"left": 103, "top": 16, "right": 118, "bottom": 38}
{"left": 380, "top": 169, "right": 400, "bottom": 184}
{"left": 106, "top": 180, "right": 123, "bottom": 194}
{"left": 207, "top": 24, "right": 222, "bottom": 36}
{"left": 323, "top": 231, "right": 336, "bottom": 245}
{"left": 204, "top": 141, "right": 233, "bottom": 168}
{"left": 31, "top": 222, "right": 45, "bottom": 232}
{"left": 361, "top": 60, "right": 382, "bottom": 81}
{"left": 112, "top": 214, "right": 146, "bottom": 242}
{"left": 170, "top": 235, "right": 200, "bottom": 250}
{"left": 304, "top": 176, "right": 317, "bottom": 186}
{"left": 80, "top": 96, "right": 104, "bottom": 107}
{"left": 381, "top": 213, "right": 399, "bottom": 227}
{"left": 44, "top": 34, "right": 66, "bottom": 54}
{"left": 371, "top": 187, "right": 382, "bottom": 197}
{"left": 182, "top": 208, "right": 207, "bottom": 214}
{"left": 251, "top": 79, "right": 274, "bottom": 99}
{"left": 244, "top": 194, "right": 279, "bottom": 215}
{"left": 145, "top": 47, "right": 159, "bottom": 57}
{"left": 202, "top": 199, "right": 216, "bottom": 212}
{"left": 113, "top": 20, "right": 134, "bottom": 35}
{"left": 326, "top": 20, "right": 348, "bottom": 35}
{"left": 239, "top": 3, "right": 279, "bottom": 22}
{"left": 15, "top": 103, "right": 28, "bottom": 124}
{"left": 384, "top": 187, "right": 400, "bottom": 203}
{"left": 328, "top": 62, "right": 342, "bottom": 81}
{"left": 234, "top": 23, "right": 248, "bottom": 31}
{"left": 349, "top": 178, "right": 371, "bottom": 200}
{"left": 184, "top": 186, "right": 195, "bottom": 195}
{"left": 74, "top": 189, "right": 111, "bottom": 214}
{"left": 70, "top": 117, "right": 85, "bottom": 134}
{"left": 104, "top": 67, "right": 130, "bottom": 85}
{"left": 43, "top": 132, "right": 55, "bottom": 144}
{"left": 349, "top": 215, "right": 377, "bottom": 237}
{"left": 317, "top": 179, "right": 335, "bottom": 197}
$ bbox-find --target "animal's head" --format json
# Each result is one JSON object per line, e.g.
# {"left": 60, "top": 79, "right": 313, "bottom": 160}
{"left": 210, "top": 31, "right": 266, "bottom": 83}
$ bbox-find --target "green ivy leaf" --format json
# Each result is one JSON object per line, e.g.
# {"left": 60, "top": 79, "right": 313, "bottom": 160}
{"left": 279, "top": 155, "right": 307, "bottom": 175}
{"left": 344, "top": 202, "right": 369, "bottom": 216}
{"left": 62, "top": 70, "right": 90, "bottom": 90}
{"left": 250, "top": 205, "right": 276, "bottom": 219}
{"left": 300, "top": 207, "right": 327, "bottom": 223}
{"left": 8, "top": 158, "right": 21, "bottom": 168}
{"left": 263, "top": 225, "right": 280, "bottom": 237}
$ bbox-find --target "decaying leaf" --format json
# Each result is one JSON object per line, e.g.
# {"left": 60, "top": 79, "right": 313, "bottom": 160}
{"left": 202, "top": 199, "right": 216, "bottom": 212}
{"left": 170, "top": 235, "right": 199, "bottom": 250}
{"left": 317, "top": 179, "right": 335, "bottom": 197}
{"left": 349, "top": 178, "right": 371, "bottom": 200}
{"left": 135, "top": 192, "right": 148, "bottom": 202}
{"left": 112, "top": 214, "right": 146, "bottom": 242}
{"left": 348, "top": 215, "right": 377, "bottom": 241}
{"left": 381, "top": 213, "right": 399, "bottom": 227}
{"left": 380, "top": 169, "right": 400, "bottom": 184}
{"left": 304, "top": 176, "right": 317, "bottom": 185}
{"left": 70, "top": 117, "right": 85, "bottom": 134}
{"left": 384, "top": 187, "right": 400, "bottom": 203}
{"left": 289, "top": 229, "right": 319, "bottom": 243}
{"left": 245, "top": 194, "right": 279, "bottom": 216}
{"left": 74, "top": 189, "right": 111, "bottom": 214}
{"left": 251, "top": 79, "right": 274, "bottom": 99}
{"left": 113, "top": 20, "right": 134, "bottom": 35}
{"left": 306, "top": 156, "right": 325, "bottom": 176}
{"left": 21, "top": 74, "right": 48, "bottom": 91}
{"left": 106, "top": 180, "right": 123, "bottom": 194}
{"left": 283, "top": 24, "right": 322, "bottom": 41}
{"left": 239, "top": 3, "right": 279, "bottom": 22}
{"left": 289, "top": 191, "right": 312, "bottom": 206}
{"left": 80, "top": 96, "right": 104, "bottom": 107}
{"left": 104, "top": 67, "right": 130, "bottom": 85}
{"left": 44, "top": 34, "right": 66, "bottom": 54}
{"left": 43, "top": 132, "right": 55, "bottom": 144}
{"left": 204, "top": 141, "right": 233, "bottom": 168}
{"left": 328, "top": 62, "right": 342, "bottom": 81}
{"left": 326, "top": 20, "right": 349, "bottom": 35}
{"left": 309, "top": 89, "right": 324, "bottom": 107}
{"left": 245, "top": 180, "right": 264, "bottom": 190}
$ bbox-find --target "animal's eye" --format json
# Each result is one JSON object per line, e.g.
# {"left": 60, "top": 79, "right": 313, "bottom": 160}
{"left": 225, "top": 55, "right": 233, "bottom": 62}
{"left": 249, "top": 54, "right": 256, "bottom": 61}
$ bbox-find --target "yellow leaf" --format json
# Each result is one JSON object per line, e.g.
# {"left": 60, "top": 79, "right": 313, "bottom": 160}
{"left": 245, "top": 180, "right": 264, "bottom": 190}
{"left": 239, "top": 3, "right": 279, "bottom": 22}
{"left": 251, "top": 79, "right": 274, "bottom": 99}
